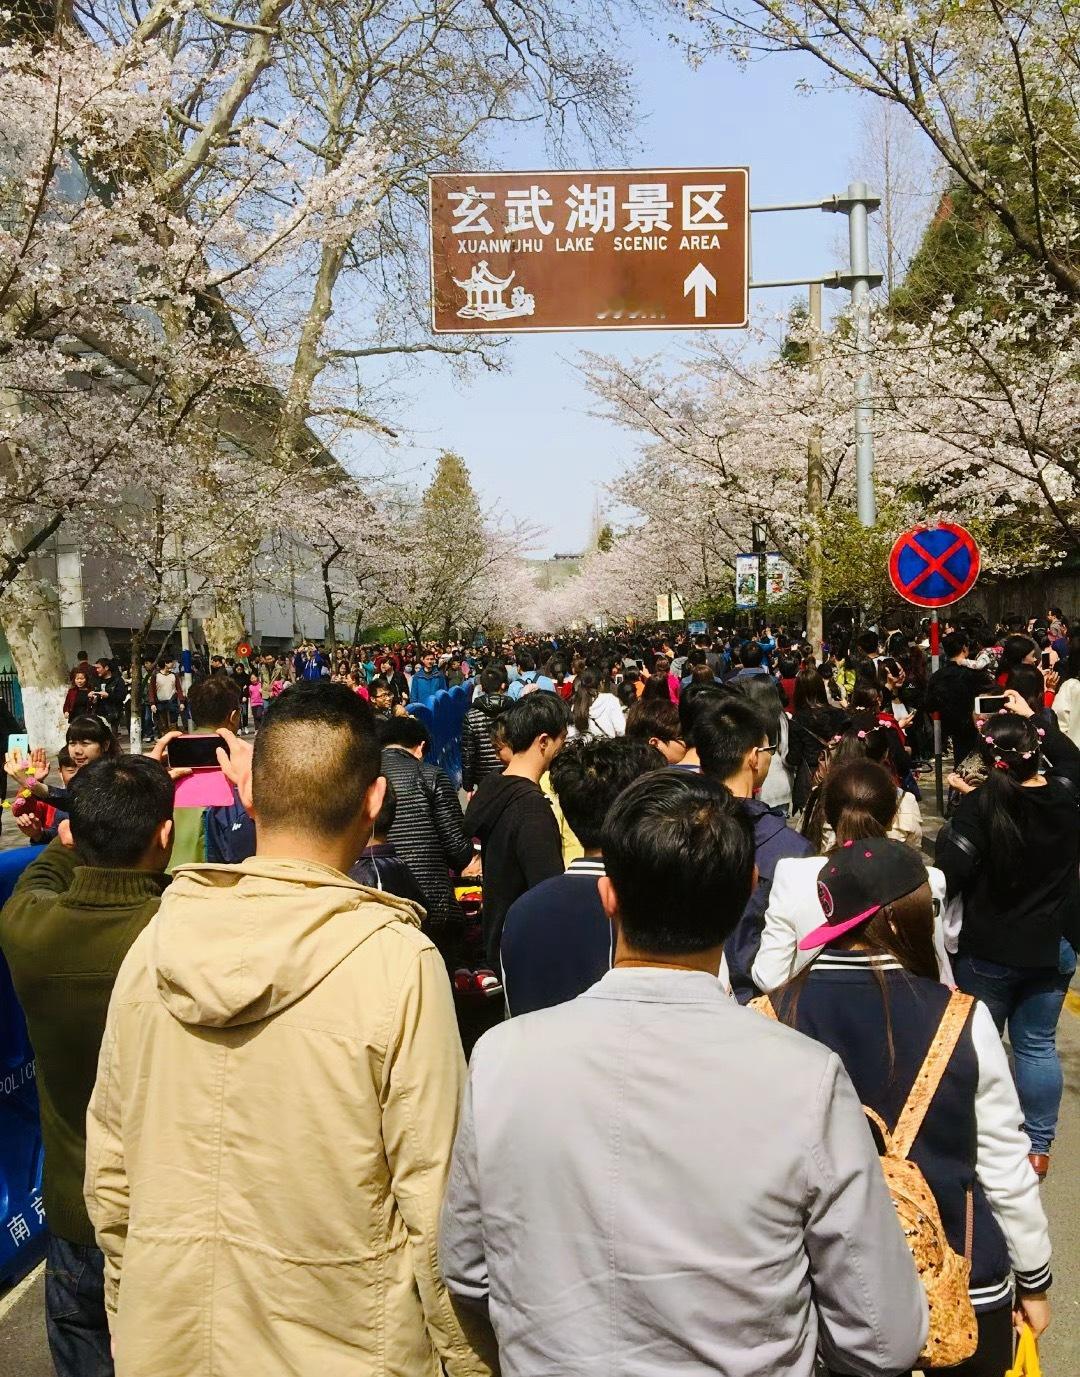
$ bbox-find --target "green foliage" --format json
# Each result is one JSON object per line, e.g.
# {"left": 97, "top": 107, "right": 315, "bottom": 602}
{"left": 779, "top": 301, "right": 811, "bottom": 366}
{"left": 892, "top": 90, "right": 1080, "bottom": 321}
{"left": 422, "top": 451, "right": 482, "bottom": 525}
{"left": 818, "top": 504, "right": 908, "bottom": 619}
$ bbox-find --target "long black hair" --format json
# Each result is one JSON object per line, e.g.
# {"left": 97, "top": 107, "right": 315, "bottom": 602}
{"left": 974, "top": 714, "right": 1044, "bottom": 887}
{"left": 570, "top": 669, "right": 600, "bottom": 735}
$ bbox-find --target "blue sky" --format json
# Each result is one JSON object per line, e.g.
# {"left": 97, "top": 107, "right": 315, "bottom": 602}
{"left": 390, "top": 21, "right": 863, "bottom": 556}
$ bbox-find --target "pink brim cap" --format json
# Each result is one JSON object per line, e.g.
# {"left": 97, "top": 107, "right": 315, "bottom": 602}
{"left": 798, "top": 904, "right": 882, "bottom": 952}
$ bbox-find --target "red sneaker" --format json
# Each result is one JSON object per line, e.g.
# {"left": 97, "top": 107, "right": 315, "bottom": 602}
{"left": 475, "top": 968, "right": 503, "bottom": 997}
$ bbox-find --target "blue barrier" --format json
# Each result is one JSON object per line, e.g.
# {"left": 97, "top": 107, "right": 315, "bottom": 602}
{"left": 407, "top": 682, "right": 474, "bottom": 788}
{"left": 0, "top": 844, "right": 46, "bottom": 1284}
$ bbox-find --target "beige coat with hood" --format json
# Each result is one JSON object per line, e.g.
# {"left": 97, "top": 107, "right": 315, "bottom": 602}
{"left": 85, "top": 858, "right": 494, "bottom": 1377}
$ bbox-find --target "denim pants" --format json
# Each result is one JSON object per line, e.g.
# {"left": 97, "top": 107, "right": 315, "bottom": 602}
{"left": 954, "top": 938, "right": 1078, "bottom": 1154}
{"left": 45, "top": 1234, "right": 114, "bottom": 1377}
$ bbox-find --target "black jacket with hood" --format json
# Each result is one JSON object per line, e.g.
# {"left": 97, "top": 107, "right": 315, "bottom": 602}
{"left": 464, "top": 773, "right": 563, "bottom": 966}
{"left": 461, "top": 692, "right": 512, "bottom": 792}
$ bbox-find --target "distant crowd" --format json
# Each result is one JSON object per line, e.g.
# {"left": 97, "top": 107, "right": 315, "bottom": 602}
{"left": 0, "top": 605, "right": 1074, "bottom": 1376}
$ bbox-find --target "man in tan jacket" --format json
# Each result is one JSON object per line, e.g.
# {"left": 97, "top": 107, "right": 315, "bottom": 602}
{"left": 85, "top": 682, "right": 494, "bottom": 1377}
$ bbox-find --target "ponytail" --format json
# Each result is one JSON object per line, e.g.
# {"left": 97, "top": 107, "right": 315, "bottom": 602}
{"left": 571, "top": 670, "right": 599, "bottom": 734}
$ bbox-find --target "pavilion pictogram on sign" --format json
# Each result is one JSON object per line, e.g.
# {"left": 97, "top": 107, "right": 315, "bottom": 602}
{"left": 453, "top": 261, "right": 535, "bottom": 322}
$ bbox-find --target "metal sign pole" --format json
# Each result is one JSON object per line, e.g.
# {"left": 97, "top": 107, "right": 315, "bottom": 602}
{"left": 930, "top": 609, "right": 944, "bottom": 814}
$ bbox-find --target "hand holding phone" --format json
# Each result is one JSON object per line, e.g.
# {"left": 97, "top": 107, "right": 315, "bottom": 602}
{"left": 166, "top": 734, "right": 230, "bottom": 770}
{"left": 165, "top": 734, "right": 233, "bottom": 806}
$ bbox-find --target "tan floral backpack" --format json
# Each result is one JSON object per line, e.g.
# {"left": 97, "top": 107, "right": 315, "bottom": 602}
{"left": 750, "top": 989, "right": 978, "bottom": 1367}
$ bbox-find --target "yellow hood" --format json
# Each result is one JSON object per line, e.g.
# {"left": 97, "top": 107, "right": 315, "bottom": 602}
{"left": 149, "top": 857, "right": 423, "bottom": 1028}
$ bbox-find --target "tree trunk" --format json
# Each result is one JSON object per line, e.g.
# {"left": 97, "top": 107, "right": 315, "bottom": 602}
{"left": 351, "top": 606, "right": 364, "bottom": 648}
{"left": 129, "top": 629, "right": 144, "bottom": 755}
{"left": 1, "top": 575, "right": 68, "bottom": 754}
{"left": 322, "top": 558, "right": 337, "bottom": 649}
{"left": 204, "top": 599, "right": 244, "bottom": 658}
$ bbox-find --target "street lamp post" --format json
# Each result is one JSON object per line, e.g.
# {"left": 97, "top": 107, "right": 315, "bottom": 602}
{"left": 750, "top": 183, "right": 882, "bottom": 529}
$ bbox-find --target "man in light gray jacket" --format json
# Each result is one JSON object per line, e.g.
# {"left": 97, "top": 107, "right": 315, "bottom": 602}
{"left": 440, "top": 770, "right": 927, "bottom": 1377}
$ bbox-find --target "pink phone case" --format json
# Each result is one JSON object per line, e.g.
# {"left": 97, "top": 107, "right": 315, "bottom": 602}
{"left": 174, "top": 770, "right": 234, "bottom": 808}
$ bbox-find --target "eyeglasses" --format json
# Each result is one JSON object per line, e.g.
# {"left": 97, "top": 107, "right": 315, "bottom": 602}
{"left": 756, "top": 744, "right": 776, "bottom": 755}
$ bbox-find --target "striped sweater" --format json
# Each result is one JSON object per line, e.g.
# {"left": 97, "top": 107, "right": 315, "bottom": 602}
{"left": 382, "top": 746, "right": 472, "bottom": 925}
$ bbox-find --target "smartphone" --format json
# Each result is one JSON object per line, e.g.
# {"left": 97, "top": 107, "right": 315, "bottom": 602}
{"left": 974, "top": 694, "right": 1008, "bottom": 717}
{"left": 1041, "top": 651, "right": 1052, "bottom": 669}
{"left": 167, "top": 735, "right": 229, "bottom": 769}
{"left": 8, "top": 733, "right": 29, "bottom": 758}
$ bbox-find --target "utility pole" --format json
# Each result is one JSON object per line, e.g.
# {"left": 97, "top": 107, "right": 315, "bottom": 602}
{"left": 750, "top": 184, "right": 881, "bottom": 528}
{"left": 845, "top": 181, "right": 877, "bottom": 527}
{"left": 806, "top": 282, "right": 825, "bottom": 659}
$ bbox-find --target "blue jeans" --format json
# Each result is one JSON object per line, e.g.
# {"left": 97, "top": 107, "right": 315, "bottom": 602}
{"left": 45, "top": 1234, "right": 113, "bottom": 1377}
{"left": 954, "top": 938, "right": 1077, "bottom": 1154}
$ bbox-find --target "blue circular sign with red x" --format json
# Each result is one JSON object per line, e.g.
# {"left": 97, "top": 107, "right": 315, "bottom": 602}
{"left": 888, "top": 523, "right": 980, "bottom": 608}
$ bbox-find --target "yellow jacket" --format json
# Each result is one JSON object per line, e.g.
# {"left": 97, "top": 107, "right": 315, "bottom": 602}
{"left": 85, "top": 857, "right": 495, "bottom": 1377}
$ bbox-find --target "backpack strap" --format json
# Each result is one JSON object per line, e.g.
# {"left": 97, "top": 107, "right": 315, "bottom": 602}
{"left": 863, "top": 1105, "right": 898, "bottom": 1157}
{"left": 891, "top": 991, "right": 975, "bottom": 1159}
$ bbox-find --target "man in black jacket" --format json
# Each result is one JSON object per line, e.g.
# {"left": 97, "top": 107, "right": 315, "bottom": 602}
{"left": 461, "top": 667, "right": 512, "bottom": 792}
{"left": 924, "top": 631, "right": 992, "bottom": 764}
{"left": 380, "top": 715, "right": 473, "bottom": 926}
{"left": 91, "top": 658, "right": 126, "bottom": 735}
{"left": 465, "top": 692, "right": 568, "bottom": 967}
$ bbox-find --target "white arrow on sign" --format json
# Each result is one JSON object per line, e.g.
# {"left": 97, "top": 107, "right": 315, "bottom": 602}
{"left": 683, "top": 262, "right": 717, "bottom": 318}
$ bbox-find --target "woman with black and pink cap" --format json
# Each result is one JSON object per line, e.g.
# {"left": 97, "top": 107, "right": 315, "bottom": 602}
{"left": 764, "top": 837, "right": 1052, "bottom": 1377}
{"left": 936, "top": 711, "right": 1080, "bottom": 1183}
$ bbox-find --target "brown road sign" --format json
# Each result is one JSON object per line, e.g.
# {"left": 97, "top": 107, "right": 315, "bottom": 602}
{"left": 429, "top": 168, "right": 748, "bottom": 333}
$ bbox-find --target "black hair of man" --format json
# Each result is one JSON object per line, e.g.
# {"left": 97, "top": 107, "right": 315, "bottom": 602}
{"left": 677, "top": 682, "right": 728, "bottom": 747}
{"left": 625, "top": 697, "right": 682, "bottom": 746}
{"left": 68, "top": 755, "right": 174, "bottom": 868}
{"left": 942, "top": 630, "right": 969, "bottom": 660}
{"left": 252, "top": 682, "right": 380, "bottom": 835}
{"left": 503, "top": 691, "right": 570, "bottom": 754}
{"left": 695, "top": 696, "right": 771, "bottom": 782}
{"left": 741, "top": 643, "right": 764, "bottom": 669}
{"left": 379, "top": 714, "right": 431, "bottom": 751}
{"left": 480, "top": 666, "right": 506, "bottom": 695}
{"left": 372, "top": 776, "right": 397, "bottom": 839}
{"left": 601, "top": 770, "right": 755, "bottom": 954}
{"left": 548, "top": 737, "right": 664, "bottom": 850}
{"left": 188, "top": 675, "right": 240, "bottom": 730}
{"left": 856, "top": 630, "right": 880, "bottom": 656}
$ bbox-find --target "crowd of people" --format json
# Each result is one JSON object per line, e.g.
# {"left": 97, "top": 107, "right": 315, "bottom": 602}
{"left": 0, "top": 605, "right": 1076, "bottom": 1376}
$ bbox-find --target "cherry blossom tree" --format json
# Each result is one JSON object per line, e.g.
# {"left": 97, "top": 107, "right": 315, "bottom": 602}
{"left": 670, "top": 0, "right": 1080, "bottom": 300}
{"left": 1, "top": 0, "right": 631, "bottom": 745}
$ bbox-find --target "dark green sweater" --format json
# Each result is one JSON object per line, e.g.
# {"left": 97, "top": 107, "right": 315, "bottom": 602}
{"left": 0, "top": 840, "right": 168, "bottom": 1244}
